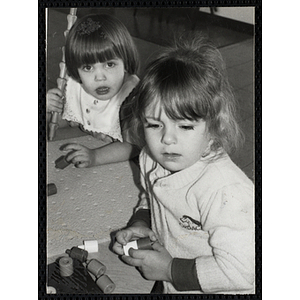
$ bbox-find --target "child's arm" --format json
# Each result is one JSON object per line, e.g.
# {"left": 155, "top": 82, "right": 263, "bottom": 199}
{"left": 113, "top": 210, "right": 174, "bottom": 283}
{"left": 192, "top": 184, "right": 255, "bottom": 293}
{"left": 163, "top": 185, "right": 254, "bottom": 293}
{"left": 113, "top": 188, "right": 174, "bottom": 283}
{"left": 114, "top": 207, "right": 196, "bottom": 285}
{"left": 62, "top": 141, "right": 140, "bottom": 167}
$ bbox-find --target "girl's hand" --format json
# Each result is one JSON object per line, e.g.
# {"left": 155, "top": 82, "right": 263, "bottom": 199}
{"left": 62, "top": 143, "right": 96, "bottom": 168}
{"left": 47, "top": 88, "right": 64, "bottom": 113}
{"left": 68, "top": 121, "right": 80, "bottom": 128}
{"left": 112, "top": 224, "right": 157, "bottom": 256}
{"left": 123, "top": 242, "right": 173, "bottom": 282}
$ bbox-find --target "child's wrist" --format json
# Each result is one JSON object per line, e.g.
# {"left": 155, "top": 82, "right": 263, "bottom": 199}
{"left": 89, "top": 149, "right": 97, "bottom": 167}
{"left": 167, "top": 258, "right": 174, "bottom": 283}
{"left": 93, "top": 148, "right": 107, "bottom": 166}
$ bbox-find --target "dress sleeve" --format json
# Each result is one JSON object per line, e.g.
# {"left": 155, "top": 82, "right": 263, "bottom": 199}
{"left": 196, "top": 184, "right": 255, "bottom": 293}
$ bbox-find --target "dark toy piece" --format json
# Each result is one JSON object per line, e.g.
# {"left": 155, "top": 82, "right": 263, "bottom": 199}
{"left": 55, "top": 155, "right": 71, "bottom": 169}
{"left": 47, "top": 183, "right": 57, "bottom": 196}
{"left": 66, "top": 247, "right": 88, "bottom": 263}
{"left": 136, "top": 237, "right": 154, "bottom": 250}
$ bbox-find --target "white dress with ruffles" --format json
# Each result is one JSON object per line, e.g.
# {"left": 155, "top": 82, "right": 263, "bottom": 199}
{"left": 62, "top": 74, "right": 139, "bottom": 142}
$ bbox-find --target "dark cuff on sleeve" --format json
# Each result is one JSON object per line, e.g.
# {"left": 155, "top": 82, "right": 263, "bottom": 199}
{"left": 171, "top": 258, "right": 202, "bottom": 291}
{"left": 127, "top": 209, "right": 151, "bottom": 228}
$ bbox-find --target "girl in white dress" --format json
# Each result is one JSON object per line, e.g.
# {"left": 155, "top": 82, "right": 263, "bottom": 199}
{"left": 47, "top": 14, "right": 139, "bottom": 143}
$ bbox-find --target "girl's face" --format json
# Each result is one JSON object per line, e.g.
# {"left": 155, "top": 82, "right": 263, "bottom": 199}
{"left": 78, "top": 58, "right": 126, "bottom": 101}
{"left": 143, "top": 104, "right": 211, "bottom": 173}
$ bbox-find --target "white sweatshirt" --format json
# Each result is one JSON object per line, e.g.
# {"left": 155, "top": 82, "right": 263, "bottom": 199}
{"left": 136, "top": 147, "right": 255, "bottom": 294}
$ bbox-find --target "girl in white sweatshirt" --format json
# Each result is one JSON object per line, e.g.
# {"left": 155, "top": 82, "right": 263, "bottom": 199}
{"left": 113, "top": 34, "right": 254, "bottom": 294}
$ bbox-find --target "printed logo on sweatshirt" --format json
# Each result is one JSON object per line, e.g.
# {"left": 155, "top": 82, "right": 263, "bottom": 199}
{"left": 179, "top": 215, "right": 202, "bottom": 231}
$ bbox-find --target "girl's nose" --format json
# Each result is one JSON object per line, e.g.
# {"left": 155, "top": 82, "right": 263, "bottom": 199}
{"left": 94, "top": 70, "right": 106, "bottom": 81}
{"left": 161, "top": 126, "right": 177, "bottom": 145}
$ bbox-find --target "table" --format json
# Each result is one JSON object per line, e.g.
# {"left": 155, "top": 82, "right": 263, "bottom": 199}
{"left": 47, "top": 128, "right": 153, "bottom": 293}
{"left": 47, "top": 241, "right": 154, "bottom": 294}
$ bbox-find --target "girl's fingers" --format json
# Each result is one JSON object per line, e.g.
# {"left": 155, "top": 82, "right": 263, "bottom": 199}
{"left": 128, "top": 248, "right": 148, "bottom": 259}
{"left": 53, "top": 94, "right": 64, "bottom": 103}
{"left": 62, "top": 143, "right": 85, "bottom": 151}
{"left": 49, "top": 106, "right": 62, "bottom": 114}
{"left": 75, "top": 162, "right": 89, "bottom": 168}
{"left": 53, "top": 103, "right": 64, "bottom": 110}
{"left": 48, "top": 92, "right": 64, "bottom": 104}
{"left": 65, "top": 154, "right": 90, "bottom": 168}
{"left": 112, "top": 242, "right": 125, "bottom": 255}
{"left": 65, "top": 151, "right": 82, "bottom": 162}
{"left": 151, "top": 241, "right": 163, "bottom": 251}
{"left": 47, "top": 96, "right": 64, "bottom": 113}
{"left": 69, "top": 121, "right": 79, "bottom": 127}
{"left": 51, "top": 88, "right": 63, "bottom": 97}
{"left": 49, "top": 101, "right": 64, "bottom": 111}
{"left": 115, "top": 230, "right": 132, "bottom": 245}
{"left": 122, "top": 252, "right": 142, "bottom": 267}
{"left": 69, "top": 154, "right": 88, "bottom": 164}
{"left": 113, "top": 230, "right": 134, "bottom": 255}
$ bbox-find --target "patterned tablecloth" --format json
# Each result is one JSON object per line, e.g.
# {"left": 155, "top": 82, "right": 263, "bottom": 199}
{"left": 46, "top": 135, "right": 155, "bottom": 293}
{"left": 47, "top": 135, "right": 141, "bottom": 258}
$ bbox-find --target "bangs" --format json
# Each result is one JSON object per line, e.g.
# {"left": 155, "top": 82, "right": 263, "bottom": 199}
{"left": 72, "top": 35, "right": 120, "bottom": 68}
{"left": 140, "top": 58, "right": 212, "bottom": 121}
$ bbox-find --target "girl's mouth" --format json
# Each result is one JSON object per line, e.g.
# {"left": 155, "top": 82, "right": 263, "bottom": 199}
{"left": 162, "top": 153, "right": 181, "bottom": 160}
{"left": 96, "top": 87, "right": 109, "bottom": 95}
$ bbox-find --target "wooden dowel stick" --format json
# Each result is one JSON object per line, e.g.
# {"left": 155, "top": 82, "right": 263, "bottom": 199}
{"left": 48, "top": 8, "right": 77, "bottom": 141}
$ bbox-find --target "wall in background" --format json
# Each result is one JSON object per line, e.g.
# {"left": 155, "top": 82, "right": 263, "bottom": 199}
{"left": 200, "top": 7, "right": 254, "bottom": 25}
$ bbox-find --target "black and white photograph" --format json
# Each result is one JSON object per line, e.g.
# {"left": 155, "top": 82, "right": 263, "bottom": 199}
{"left": 44, "top": 4, "right": 257, "bottom": 295}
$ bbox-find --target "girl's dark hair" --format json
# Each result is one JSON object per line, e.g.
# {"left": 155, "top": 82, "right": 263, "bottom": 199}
{"left": 128, "top": 33, "right": 243, "bottom": 154}
{"left": 65, "top": 14, "right": 139, "bottom": 82}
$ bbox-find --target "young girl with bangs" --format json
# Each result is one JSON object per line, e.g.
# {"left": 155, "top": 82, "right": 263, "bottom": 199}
{"left": 47, "top": 14, "right": 140, "bottom": 166}
{"left": 112, "top": 35, "right": 255, "bottom": 294}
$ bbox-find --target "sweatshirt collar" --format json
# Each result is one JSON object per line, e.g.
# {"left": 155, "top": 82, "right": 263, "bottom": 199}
{"left": 148, "top": 148, "right": 226, "bottom": 189}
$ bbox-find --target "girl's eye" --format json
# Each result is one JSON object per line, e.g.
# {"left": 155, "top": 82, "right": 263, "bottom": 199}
{"left": 82, "top": 65, "right": 92, "bottom": 72}
{"left": 106, "top": 62, "right": 116, "bottom": 68}
{"left": 145, "top": 123, "right": 160, "bottom": 129}
{"left": 180, "top": 125, "right": 194, "bottom": 130}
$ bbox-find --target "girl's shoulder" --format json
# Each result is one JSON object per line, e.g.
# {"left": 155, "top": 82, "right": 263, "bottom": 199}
{"left": 121, "top": 75, "right": 139, "bottom": 98}
{"left": 125, "top": 74, "right": 140, "bottom": 85}
{"left": 116, "top": 74, "right": 140, "bottom": 104}
{"left": 197, "top": 152, "right": 253, "bottom": 193}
